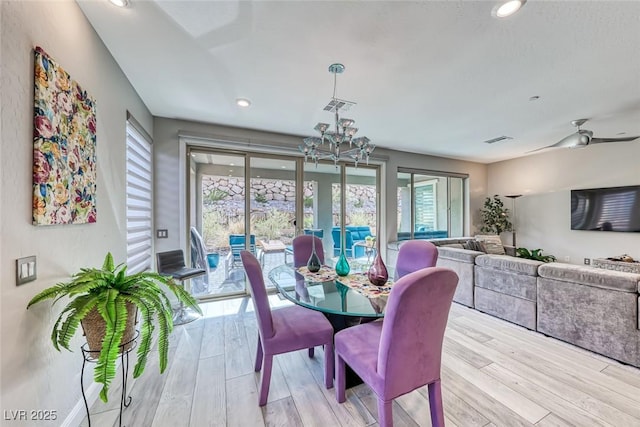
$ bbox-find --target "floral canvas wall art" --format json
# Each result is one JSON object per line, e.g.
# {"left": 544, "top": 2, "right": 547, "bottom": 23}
{"left": 33, "top": 46, "right": 97, "bottom": 225}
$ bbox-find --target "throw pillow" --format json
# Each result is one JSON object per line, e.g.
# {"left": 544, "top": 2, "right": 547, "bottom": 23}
{"left": 474, "top": 234, "right": 506, "bottom": 255}
{"left": 464, "top": 239, "right": 484, "bottom": 252}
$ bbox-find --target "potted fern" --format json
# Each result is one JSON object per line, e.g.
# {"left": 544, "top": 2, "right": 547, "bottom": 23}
{"left": 27, "top": 252, "right": 201, "bottom": 402}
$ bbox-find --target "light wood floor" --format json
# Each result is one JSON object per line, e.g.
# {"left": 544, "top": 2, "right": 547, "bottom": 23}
{"left": 81, "top": 297, "right": 640, "bottom": 427}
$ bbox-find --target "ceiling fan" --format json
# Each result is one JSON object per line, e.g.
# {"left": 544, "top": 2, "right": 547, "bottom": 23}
{"left": 531, "top": 119, "right": 640, "bottom": 152}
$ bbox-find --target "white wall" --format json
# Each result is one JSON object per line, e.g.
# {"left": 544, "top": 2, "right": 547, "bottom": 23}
{"left": 153, "top": 117, "right": 488, "bottom": 255}
{"left": 0, "top": 0, "right": 152, "bottom": 422}
{"left": 487, "top": 143, "right": 640, "bottom": 264}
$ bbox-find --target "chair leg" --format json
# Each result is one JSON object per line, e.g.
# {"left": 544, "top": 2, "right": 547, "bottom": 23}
{"left": 308, "top": 347, "right": 315, "bottom": 358}
{"left": 258, "top": 354, "right": 273, "bottom": 406}
{"left": 254, "top": 338, "right": 263, "bottom": 372}
{"left": 428, "top": 380, "right": 445, "bottom": 427}
{"left": 324, "top": 340, "right": 334, "bottom": 389}
{"left": 377, "top": 397, "right": 393, "bottom": 427}
{"left": 335, "top": 352, "right": 346, "bottom": 403}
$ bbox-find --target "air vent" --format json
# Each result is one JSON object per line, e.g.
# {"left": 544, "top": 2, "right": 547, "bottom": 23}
{"left": 483, "top": 136, "right": 513, "bottom": 144}
{"left": 323, "top": 98, "right": 355, "bottom": 113}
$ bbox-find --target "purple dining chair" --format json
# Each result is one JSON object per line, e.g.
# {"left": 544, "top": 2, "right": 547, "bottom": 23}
{"left": 241, "top": 251, "right": 335, "bottom": 406}
{"left": 394, "top": 240, "right": 438, "bottom": 280}
{"left": 292, "top": 234, "right": 325, "bottom": 268}
{"left": 335, "top": 267, "right": 458, "bottom": 427}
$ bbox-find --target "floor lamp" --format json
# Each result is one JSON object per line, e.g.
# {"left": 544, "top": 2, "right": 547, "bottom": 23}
{"left": 505, "top": 194, "right": 522, "bottom": 247}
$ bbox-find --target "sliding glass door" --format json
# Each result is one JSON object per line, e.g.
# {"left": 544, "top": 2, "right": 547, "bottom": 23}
{"left": 249, "top": 157, "right": 297, "bottom": 289}
{"left": 189, "top": 149, "right": 301, "bottom": 299}
{"left": 304, "top": 162, "right": 380, "bottom": 265}
{"left": 397, "top": 169, "right": 466, "bottom": 240}
{"left": 188, "top": 146, "right": 381, "bottom": 300}
{"left": 190, "top": 151, "right": 248, "bottom": 299}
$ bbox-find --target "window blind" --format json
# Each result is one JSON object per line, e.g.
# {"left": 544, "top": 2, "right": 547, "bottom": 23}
{"left": 126, "top": 122, "right": 153, "bottom": 274}
{"left": 414, "top": 183, "right": 436, "bottom": 231}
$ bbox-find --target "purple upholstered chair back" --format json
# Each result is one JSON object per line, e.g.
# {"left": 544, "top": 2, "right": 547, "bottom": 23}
{"left": 292, "top": 235, "right": 325, "bottom": 268}
{"left": 394, "top": 240, "right": 439, "bottom": 280}
{"left": 241, "top": 251, "right": 275, "bottom": 339}
{"left": 378, "top": 267, "right": 458, "bottom": 398}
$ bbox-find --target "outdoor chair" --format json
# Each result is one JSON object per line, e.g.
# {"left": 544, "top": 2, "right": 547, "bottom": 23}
{"left": 241, "top": 250, "right": 334, "bottom": 406}
{"left": 228, "top": 233, "right": 256, "bottom": 267}
{"left": 335, "top": 267, "right": 458, "bottom": 427}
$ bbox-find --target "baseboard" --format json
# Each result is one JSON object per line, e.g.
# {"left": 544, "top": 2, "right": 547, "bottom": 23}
{"left": 61, "top": 382, "right": 100, "bottom": 427}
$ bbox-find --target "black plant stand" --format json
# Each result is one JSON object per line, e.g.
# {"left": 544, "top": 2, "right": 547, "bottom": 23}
{"left": 80, "top": 331, "right": 139, "bottom": 427}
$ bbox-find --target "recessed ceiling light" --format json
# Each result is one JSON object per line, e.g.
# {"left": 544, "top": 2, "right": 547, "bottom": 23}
{"left": 229, "top": 163, "right": 235, "bottom": 166}
{"left": 494, "top": 0, "right": 526, "bottom": 18}
{"left": 281, "top": 166, "right": 286, "bottom": 169}
{"left": 236, "top": 98, "right": 251, "bottom": 108}
{"left": 108, "top": 0, "right": 129, "bottom": 7}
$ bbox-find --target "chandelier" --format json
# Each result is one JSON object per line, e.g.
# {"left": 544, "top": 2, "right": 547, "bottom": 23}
{"left": 300, "top": 63, "right": 375, "bottom": 167}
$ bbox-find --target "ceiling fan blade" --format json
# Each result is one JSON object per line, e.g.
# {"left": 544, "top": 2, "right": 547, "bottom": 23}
{"left": 527, "top": 130, "right": 594, "bottom": 153}
{"left": 589, "top": 135, "right": 640, "bottom": 144}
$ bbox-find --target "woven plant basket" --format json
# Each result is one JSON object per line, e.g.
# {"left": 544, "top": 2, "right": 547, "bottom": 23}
{"left": 81, "top": 302, "right": 137, "bottom": 355}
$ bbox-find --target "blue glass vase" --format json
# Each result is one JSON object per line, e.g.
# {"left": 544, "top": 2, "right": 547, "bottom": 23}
{"left": 335, "top": 249, "right": 350, "bottom": 277}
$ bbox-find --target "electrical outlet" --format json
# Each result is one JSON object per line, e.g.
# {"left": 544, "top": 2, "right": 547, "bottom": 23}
{"left": 157, "top": 229, "right": 168, "bottom": 238}
{"left": 584, "top": 258, "right": 591, "bottom": 265}
{"left": 16, "top": 256, "right": 37, "bottom": 285}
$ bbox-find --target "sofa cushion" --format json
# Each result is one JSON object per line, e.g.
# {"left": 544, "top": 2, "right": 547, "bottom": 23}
{"left": 474, "top": 235, "right": 505, "bottom": 255}
{"left": 475, "top": 265, "right": 537, "bottom": 300}
{"left": 441, "top": 243, "right": 464, "bottom": 249}
{"left": 475, "top": 287, "right": 536, "bottom": 330}
{"left": 476, "top": 254, "right": 542, "bottom": 276}
{"left": 538, "top": 263, "right": 640, "bottom": 293}
{"left": 437, "top": 246, "right": 484, "bottom": 263}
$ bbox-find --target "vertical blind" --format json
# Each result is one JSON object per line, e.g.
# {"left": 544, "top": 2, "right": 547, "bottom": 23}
{"left": 126, "top": 122, "right": 153, "bottom": 273}
{"left": 414, "top": 182, "right": 436, "bottom": 231}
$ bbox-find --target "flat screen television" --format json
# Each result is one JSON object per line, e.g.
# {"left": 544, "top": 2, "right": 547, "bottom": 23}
{"left": 571, "top": 185, "right": 640, "bottom": 232}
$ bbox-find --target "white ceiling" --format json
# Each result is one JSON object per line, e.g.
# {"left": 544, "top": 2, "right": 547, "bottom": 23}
{"left": 78, "top": 0, "right": 640, "bottom": 164}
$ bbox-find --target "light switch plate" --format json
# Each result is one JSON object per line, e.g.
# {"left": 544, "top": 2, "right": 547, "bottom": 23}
{"left": 16, "top": 256, "right": 37, "bottom": 286}
{"left": 157, "top": 229, "right": 168, "bottom": 238}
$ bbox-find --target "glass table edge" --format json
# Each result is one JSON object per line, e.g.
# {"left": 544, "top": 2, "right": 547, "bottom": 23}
{"left": 268, "top": 266, "right": 385, "bottom": 318}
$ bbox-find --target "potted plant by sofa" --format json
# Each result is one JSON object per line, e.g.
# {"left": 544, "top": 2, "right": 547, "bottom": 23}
{"left": 479, "top": 195, "right": 512, "bottom": 234}
{"left": 516, "top": 247, "right": 557, "bottom": 263}
{"left": 27, "top": 252, "right": 201, "bottom": 402}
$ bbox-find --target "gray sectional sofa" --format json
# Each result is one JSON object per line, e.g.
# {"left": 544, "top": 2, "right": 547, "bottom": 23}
{"left": 436, "top": 246, "right": 483, "bottom": 307}
{"left": 474, "top": 254, "right": 542, "bottom": 330}
{"left": 537, "top": 263, "right": 640, "bottom": 366}
{"left": 388, "top": 238, "right": 640, "bottom": 367}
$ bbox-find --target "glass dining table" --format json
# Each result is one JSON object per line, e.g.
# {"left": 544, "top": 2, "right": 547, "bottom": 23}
{"left": 268, "top": 264, "right": 389, "bottom": 330}
{"left": 269, "top": 263, "right": 393, "bottom": 387}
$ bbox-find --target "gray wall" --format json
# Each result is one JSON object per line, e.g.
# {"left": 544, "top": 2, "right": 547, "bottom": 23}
{"left": 154, "top": 117, "right": 488, "bottom": 255}
{"left": 487, "top": 143, "right": 640, "bottom": 263}
{"left": 1, "top": 0, "right": 152, "bottom": 421}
